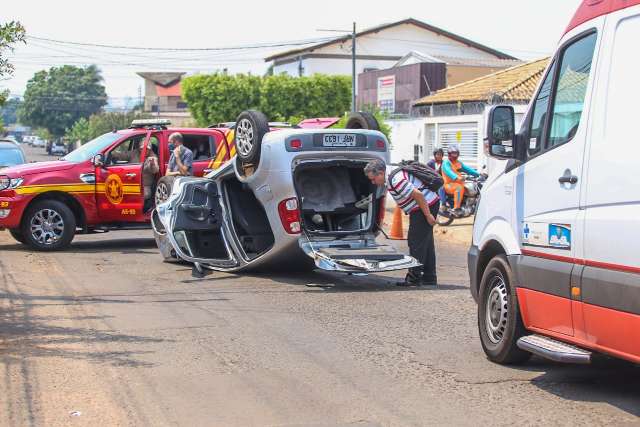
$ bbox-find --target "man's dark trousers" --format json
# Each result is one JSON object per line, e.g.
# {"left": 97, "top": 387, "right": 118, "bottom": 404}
{"left": 407, "top": 201, "right": 440, "bottom": 284}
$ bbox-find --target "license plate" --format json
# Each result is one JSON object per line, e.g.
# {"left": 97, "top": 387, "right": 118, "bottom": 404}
{"left": 322, "top": 134, "right": 357, "bottom": 147}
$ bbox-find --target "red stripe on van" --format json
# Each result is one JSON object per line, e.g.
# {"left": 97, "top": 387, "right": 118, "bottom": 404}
{"left": 521, "top": 249, "right": 640, "bottom": 274}
{"left": 566, "top": 0, "right": 640, "bottom": 34}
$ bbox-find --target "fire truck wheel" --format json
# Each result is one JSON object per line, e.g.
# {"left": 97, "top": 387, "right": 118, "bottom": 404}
{"left": 21, "top": 199, "right": 76, "bottom": 251}
{"left": 477, "top": 254, "right": 531, "bottom": 364}
{"left": 345, "top": 112, "right": 380, "bottom": 131}
{"left": 155, "top": 176, "right": 176, "bottom": 206}
{"left": 234, "top": 110, "right": 269, "bottom": 165}
{"left": 9, "top": 229, "right": 26, "bottom": 244}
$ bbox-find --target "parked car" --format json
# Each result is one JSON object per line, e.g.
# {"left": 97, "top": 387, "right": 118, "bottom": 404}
{"left": 50, "top": 141, "right": 67, "bottom": 156}
{"left": 152, "top": 110, "right": 419, "bottom": 275}
{"left": 0, "top": 140, "right": 26, "bottom": 169}
{"left": 0, "top": 120, "right": 241, "bottom": 250}
{"left": 31, "top": 137, "right": 46, "bottom": 148}
{"left": 470, "top": 0, "right": 640, "bottom": 366}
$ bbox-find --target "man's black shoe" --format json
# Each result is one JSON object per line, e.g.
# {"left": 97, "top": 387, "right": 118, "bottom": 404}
{"left": 398, "top": 274, "right": 421, "bottom": 286}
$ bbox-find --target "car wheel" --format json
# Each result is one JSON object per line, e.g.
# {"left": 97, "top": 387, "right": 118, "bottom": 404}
{"left": 9, "top": 229, "right": 26, "bottom": 244}
{"left": 478, "top": 254, "right": 531, "bottom": 364}
{"left": 155, "top": 176, "right": 176, "bottom": 206}
{"left": 21, "top": 200, "right": 76, "bottom": 251}
{"left": 345, "top": 112, "right": 380, "bottom": 131}
{"left": 234, "top": 110, "right": 269, "bottom": 165}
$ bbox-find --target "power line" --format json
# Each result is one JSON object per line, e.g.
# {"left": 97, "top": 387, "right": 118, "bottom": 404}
{"left": 26, "top": 35, "right": 339, "bottom": 52}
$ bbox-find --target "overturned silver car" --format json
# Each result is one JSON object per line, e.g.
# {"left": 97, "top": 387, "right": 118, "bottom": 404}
{"left": 152, "top": 110, "right": 419, "bottom": 274}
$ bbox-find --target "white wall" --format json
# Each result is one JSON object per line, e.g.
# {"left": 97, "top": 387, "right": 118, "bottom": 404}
{"left": 386, "top": 118, "right": 426, "bottom": 165}
{"left": 272, "top": 22, "right": 505, "bottom": 79}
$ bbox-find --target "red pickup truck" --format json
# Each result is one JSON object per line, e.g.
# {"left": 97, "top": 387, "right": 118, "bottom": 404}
{"left": 0, "top": 120, "right": 236, "bottom": 250}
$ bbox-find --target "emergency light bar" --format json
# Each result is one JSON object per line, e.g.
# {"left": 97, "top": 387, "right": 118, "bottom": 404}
{"left": 130, "top": 119, "right": 172, "bottom": 129}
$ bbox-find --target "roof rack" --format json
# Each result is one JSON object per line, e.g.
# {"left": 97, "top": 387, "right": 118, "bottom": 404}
{"left": 130, "top": 119, "right": 172, "bottom": 129}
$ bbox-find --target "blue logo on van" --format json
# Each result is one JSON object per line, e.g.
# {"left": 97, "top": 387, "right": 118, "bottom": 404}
{"left": 549, "top": 224, "right": 571, "bottom": 249}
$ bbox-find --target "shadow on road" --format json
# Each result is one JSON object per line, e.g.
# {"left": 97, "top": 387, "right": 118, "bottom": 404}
{"left": 524, "top": 357, "right": 640, "bottom": 418}
{"left": 1, "top": 237, "right": 157, "bottom": 255}
{"left": 0, "top": 290, "right": 167, "bottom": 368}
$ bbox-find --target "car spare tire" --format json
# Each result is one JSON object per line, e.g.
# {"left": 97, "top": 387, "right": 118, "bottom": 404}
{"left": 234, "top": 110, "right": 270, "bottom": 165}
{"left": 345, "top": 112, "right": 380, "bottom": 131}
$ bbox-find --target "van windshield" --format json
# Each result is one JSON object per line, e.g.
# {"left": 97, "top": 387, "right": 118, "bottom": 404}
{"left": 62, "top": 133, "right": 123, "bottom": 163}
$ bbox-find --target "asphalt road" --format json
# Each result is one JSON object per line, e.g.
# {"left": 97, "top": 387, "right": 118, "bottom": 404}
{"left": 0, "top": 146, "right": 639, "bottom": 426}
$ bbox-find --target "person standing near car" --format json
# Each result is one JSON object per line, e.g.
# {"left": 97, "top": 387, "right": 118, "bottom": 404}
{"left": 166, "top": 132, "right": 193, "bottom": 177}
{"left": 364, "top": 159, "right": 439, "bottom": 287}
{"left": 427, "top": 148, "right": 446, "bottom": 204}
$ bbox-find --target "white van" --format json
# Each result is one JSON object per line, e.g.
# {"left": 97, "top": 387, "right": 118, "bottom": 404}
{"left": 470, "top": 0, "right": 640, "bottom": 365}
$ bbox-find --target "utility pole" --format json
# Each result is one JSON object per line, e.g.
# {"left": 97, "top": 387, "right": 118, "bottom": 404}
{"left": 317, "top": 22, "right": 357, "bottom": 112}
{"left": 351, "top": 22, "right": 356, "bottom": 112}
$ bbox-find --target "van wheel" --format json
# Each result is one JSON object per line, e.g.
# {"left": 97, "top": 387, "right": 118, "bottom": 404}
{"left": 9, "top": 229, "right": 26, "bottom": 244}
{"left": 234, "top": 110, "right": 269, "bottom": 165}
{"left": 155, "top": 176, "right": 176, "bottom": 205}
{"left": 345, "top": 112, "right": 380, "bottom": 131}
{"left": 21, "top": 200, "right": 76, "bottom": 251}
{"left": 478, "top": 254, "right": 531, "bottom": 364}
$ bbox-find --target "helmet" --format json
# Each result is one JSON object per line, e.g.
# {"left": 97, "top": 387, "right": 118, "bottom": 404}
{"left": 448, "top": 144, "right": 460, "bottom": 155}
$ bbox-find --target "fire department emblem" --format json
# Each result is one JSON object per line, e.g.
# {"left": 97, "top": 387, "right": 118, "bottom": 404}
{"left": 105, "top": 174, "right": 124, "bottom": 205}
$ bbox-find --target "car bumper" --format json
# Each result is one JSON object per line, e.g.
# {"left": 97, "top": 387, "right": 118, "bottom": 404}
{"left": 0, "top": 192, "right": 30, "bottom": 229}
{"left": 468, "top": 244, "right": 480, "bottom": 303}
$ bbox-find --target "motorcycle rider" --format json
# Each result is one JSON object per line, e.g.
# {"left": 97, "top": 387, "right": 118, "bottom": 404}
{"left": 442, "top": 144, "right": 480, "bottom": 217}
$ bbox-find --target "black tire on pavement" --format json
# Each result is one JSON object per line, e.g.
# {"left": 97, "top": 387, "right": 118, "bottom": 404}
{"left": 345, "top": 112, "right": 380, "bottom": 131}
{"left": 21, "top": 199, "right": 76, "bottom": 251}
{"left": 9, "top": 229, "right": 26, "bottom": 244}
{"left": 155, "top": 176, "right": 176, "bottom": 206}
{"left": 478, "top": 254, "right": 531, "bottom": 364}
{"left": 234, "top": 110, "right": 270, "bottom": 165}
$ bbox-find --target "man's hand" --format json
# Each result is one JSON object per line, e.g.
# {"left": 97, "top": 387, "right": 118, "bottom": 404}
{"left": 173, "top": 146, "right": 181, "bottom": 158}
{"left": 426, "top": 212, "right": 436, "bottom": 226}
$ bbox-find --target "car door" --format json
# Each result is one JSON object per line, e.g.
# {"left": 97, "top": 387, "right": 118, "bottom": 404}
{"left": 514, "top": 26, "right": 601, "bottom": 337}
{"left": 580, "top": 7, "right": 640, "bottom": 359}
{"left": 159, "top": 176, "right": 239, "bottom": 269}
{"left": 95, "top": 132, "right": 149, "bottom": 222}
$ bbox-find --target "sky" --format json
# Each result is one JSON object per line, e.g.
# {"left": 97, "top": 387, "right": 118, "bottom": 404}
{"left": 3, "top": 0, "right": 582, "bottom": 108}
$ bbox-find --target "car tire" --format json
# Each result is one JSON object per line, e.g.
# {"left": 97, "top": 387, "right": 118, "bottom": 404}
{"left": 9, "top": 229, "right": 26, "bottom": 244}
{"left": 21, "top": 199, "right": 76, "bottom": 251}
{"left": 345, "top": 112, "right": 380, "bottom": 131}
{"left": 478, "top": 254, "right": 531, "bottom": 364}
{"left": 155, "top": 176, "right": 176, "bottom": 206}
{"left": 234, "top": 110, "right": 269, "bottom": 165}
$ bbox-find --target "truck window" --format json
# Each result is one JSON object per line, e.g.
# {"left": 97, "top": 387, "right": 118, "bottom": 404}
{"left": 547, "top": 32, "right": 597, "bottom": 149}
{"left": 182, "top": 134, "right": 216, "bottom": 161}
{"left": 108, "top": 135, "right": 145, "bottom": 165}
{"left": 527, "top": 61, "right": 556, "bottom": 156}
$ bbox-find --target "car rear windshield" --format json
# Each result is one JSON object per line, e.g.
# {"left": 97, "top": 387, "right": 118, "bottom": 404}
{"left": 62, "top": 132, "right": 122, "bottom": 163}
{"left": 0, "top": 148, "right": 25, "bottom": 167}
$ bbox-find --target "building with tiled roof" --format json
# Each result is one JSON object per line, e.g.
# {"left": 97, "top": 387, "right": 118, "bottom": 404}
{"left": 413, "top": 58, "right": 549, "bottom": 107}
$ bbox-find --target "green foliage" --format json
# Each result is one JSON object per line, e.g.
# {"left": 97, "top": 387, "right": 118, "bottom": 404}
{"left": 182, "top": 73, "right": 352, "bottom": 126}
{"left": 18, "top": 65, "right": 107, "bottom": 136}
{"left": 64, "top": 111, "right": 151, "bottom": 145}
{"left": 334, "top": 108, "right": 393, "bottom": 144}
{"left": 0, "top": 97, "right": 21, "bottom": 125}
{"left": 182, "top": 73, "right": 262, "bottom": 127}
{"left": 0, "top": 21, "right": 26, "bottom": 105}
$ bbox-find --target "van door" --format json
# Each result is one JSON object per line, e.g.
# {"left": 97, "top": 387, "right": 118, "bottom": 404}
{"left": 581, "top": 8, "right": 640, "bottom": 360}
{"left": 514, "top": 27, "right": 601, "bottom": 337}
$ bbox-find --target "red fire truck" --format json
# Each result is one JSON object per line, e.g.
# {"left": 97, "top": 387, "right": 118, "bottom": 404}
{"left": 0, "top": 120, "right": 236, "bottom": 250}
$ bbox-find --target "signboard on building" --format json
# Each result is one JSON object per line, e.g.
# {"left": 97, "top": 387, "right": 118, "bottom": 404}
{"left": 377, "top": 75, "right": 396, "bottom": 113}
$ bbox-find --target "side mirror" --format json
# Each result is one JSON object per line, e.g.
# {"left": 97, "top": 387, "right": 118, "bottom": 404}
{"left": 92, "top": 154, "right": 104, "bottom": 167}
{"left": 485, "top": 106, "right": 515, "bottom": 159}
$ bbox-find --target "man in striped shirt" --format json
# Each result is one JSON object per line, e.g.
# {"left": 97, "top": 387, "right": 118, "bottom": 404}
{"left": 364, "top": 159, "right": 440, "bottom": 287}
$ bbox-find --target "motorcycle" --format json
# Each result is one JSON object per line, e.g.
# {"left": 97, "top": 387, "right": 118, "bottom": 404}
{"left": 437, "top": 174, "right": 487, "bottom": 226}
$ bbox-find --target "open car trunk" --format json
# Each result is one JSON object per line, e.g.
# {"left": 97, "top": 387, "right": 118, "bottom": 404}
{"left": 294, "top": 159, "right": 420, "bottom": 273}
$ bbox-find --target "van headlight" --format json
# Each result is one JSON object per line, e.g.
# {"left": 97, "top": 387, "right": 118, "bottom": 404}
{"left": 0, "top": 176, "right": 24, "bottom": 191}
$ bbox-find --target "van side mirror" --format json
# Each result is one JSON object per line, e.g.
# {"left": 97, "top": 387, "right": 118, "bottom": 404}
{"left": 92, "top": 154, "right": 104, "bottom": 167}
{"left": 486, "top": 106, "right": 515, "bottom": 159}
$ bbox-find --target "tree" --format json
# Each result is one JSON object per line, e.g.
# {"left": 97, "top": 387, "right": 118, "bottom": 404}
{"left": 0, "top": 97, "right": 21, "bottom": 125}
{"left": 0, "top": 21, "right": 26, "bottom": 106}
{"left": 64, "top": 111, "right": 151, "bottom": 145}
{"left": 18, "top": 65, "right": 107, "bottom": 136}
